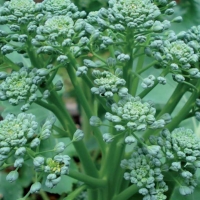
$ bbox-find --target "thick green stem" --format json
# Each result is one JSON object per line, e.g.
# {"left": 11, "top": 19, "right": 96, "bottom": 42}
{"left": 1, "top": 55, "right": 20, "bottom": 71}
{"left": 39, "top": 191, "right": 49, "bottom": 200}
{"left": 63, "top": 185, "right": 87, "bottom": 200}
{"left": 24, "top": 39, "right": 99, "bottom": 179}
{"left": 166, "top": 90, "right": 198, "bottom": 131}
{"left": 68, "top": 170, "right": 106, "bottom": 188}
{"left": 143, "top": 81, "right": 200, "bottom": 140}
{"left": 66, "top": 66, "right": 106, "bottom": 156}
{"left": 36, "top": 96, "right": 99, "bottom": 178}
{"left": 26, "top": 39, "right": 40, "bottom": 68}
{"left": 100, "top": 137, "right": 125, "bottom": 199}
{"left": 130, "top": 48, "right": 145, "bottom": 96}
{"left": 156, "top": 84, "right": 187, "bottom": 118}
{"left": 111, "top": 184, "right": 138, "bottom": 200}
{"left": 35, "top": 99, "right": 71, "bottom": 133}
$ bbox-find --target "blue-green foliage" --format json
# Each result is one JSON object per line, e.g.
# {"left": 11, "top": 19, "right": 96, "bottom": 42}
{"left": 0, "top": 0, "right": 200, "bottom": 199}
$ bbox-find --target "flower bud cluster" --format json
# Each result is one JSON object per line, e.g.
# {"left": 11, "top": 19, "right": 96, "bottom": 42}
{"left": 177, "top": 25, "right": 200, "bottom": 53}
{"left": 146, "top": 33, "right": 200, "bottom": 81}
{"left": 42, "top": 0, "right": 71, "bottom": 13}
{"left": 0, "top": 113, "right": 55, "bottom": 170}
{"left": 91, "top": 69, "right": 127, "bottom": 98}
{"left": 141, "top": 75, "right": 155, "bottom": 89}
{"left": 34, "top": 155, "right": 70, "bottom": 188}
{"left": 149, "top": 128, "right": 200, "bottom": 195}
{"left": 0, "top": 0, "right": 40, "bottom": 35}
{"left": 0, "top": 0, "right": 36, "bottom": 16}
{"left": 40, "top": 117, "right": 55, "bottom": 140}
{"left": 0, "top": 67, "right": 48, "bottom": 111}
{"left": 0, "top": 113, "right": 37, "bottom": 167}
{"left": 106, "top": 0, "right": 173, "bottom": 34}
{"left": 106, "top": 95, "right": 165, "bottom": 132}
{"left": 0, "top": 0, "right": 87, "bottom": 61}
{"left": 121, "top": 147, "right": 168, "bottom": 200}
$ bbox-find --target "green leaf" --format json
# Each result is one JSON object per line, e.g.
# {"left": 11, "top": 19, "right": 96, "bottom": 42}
{"left": 0, "top": 172, "right": 23, "bottom": 200}
{"left": 18, "top": 163, "right": 34, "bottom": 187}
{"left": 170, "top": 185, "right": 200, "bottom": 200}
{"left": 0, "top": 0, "right": 5, "bottom": 6}
{"left": 0, "top": 101, "right": 51, "bottom": 124}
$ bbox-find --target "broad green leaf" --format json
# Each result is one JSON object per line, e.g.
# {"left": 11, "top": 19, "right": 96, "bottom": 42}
{"left": 0, "top": 172, "right": 23, "bottom": 200}
{"left": 169, "top": 185, "right": 200, "bottom": 200}
{"left": 0, "top": 101, "right": 52, "bottom": 124}
{"left": 18, "top": 163, "right": 34, "bottom": 188}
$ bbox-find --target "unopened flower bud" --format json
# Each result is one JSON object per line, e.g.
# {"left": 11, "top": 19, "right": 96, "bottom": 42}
{"left": 125, "top": 136, "right": 136, "bottom": 145}
{"left": 33, "top": 156, "right": 45, "bottom": 167}
{"left": 89, "top": 116, "right": 102, "bottom": 127}
{"left": 30, "top": 138, "right": 40, "bottom": 148}
{"left": 54, "top": 142, "right": 66, "bottom": 153}
{"left": 73, "top": 129, "right": 84, "bottom": 142}
{"left": 6, "top": 170, "right": 19, "bottom": 183}
{"left": 30, "top": 182, "right": 41, "bottom": 193}
{"left": 103, "top": 133, "right": 114, "bottom": 143}
{"left": 54, "top": 80, "right": 63, "bottom": 91}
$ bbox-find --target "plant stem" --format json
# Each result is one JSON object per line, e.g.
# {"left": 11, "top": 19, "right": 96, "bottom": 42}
{"left": 66, "top": 66, "right": 106, "bottom": 156}
{"left": 39, "top": 191, "right": 49, "bottom": 200}
{"left": 166, "top": 89, "right": 198, "bottom": 131}
{"left": 26, "top": 38, "right": 40, "bottom": 68}
{"left": 68, "top": 170, "right": 106, "bottom": 188}
{"left": 1, "top": 55, "right": 20, "bottom": 70}
{"left": 138, "top": 67, "right": 169, "bottom": 98}
{"left": 100, "top": 137, "right": 125, "bottom": 199}
{"left": 130, "top": 48, "right": 145, "bottom": 96}
{"left": 36, "top": 97, "right": 99, "bottom": 178}
{"left": 156, "top": 84, "right": 187, "bottom": 118}
{"left": 63, "top": 185, "right": 87, "bottom": 200}
{"left": 137, "top": 60, "right": 158, "bottom": 74}
{"left": 111, "top": 184, "right": 138, "bottom": 200}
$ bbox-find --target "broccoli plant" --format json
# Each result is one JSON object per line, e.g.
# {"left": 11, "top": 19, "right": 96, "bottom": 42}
{"left": 0, "top": 0, "right": 200, "bottom": 199}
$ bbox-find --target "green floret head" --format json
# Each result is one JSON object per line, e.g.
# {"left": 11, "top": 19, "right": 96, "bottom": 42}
{"left": 113, "top": 0, "right": 159, "bottom": 15}
{"left": 110, "top": 0, "right": 161, "bottom": 23}
{"left": 121, "top": 147, "right": 168, "bottom": 199}
{"left": 168, "top": 40, "right": 198, "bottom": 63}
{"left": 0, "top": 68, "right": 47, "bottom": 108}
{"left": 171, "top": 128, "right": 200, "bottom": 150}
{"left": 43, "top": 0, "right": 71, "bottom": 12}
{"left": 0, "top": 69, "right": 31, "bottom": 105}
{"left": 8, "top": 0, "right": 35, "bottom": 13}
{"left": 91, "top": 70, "right": 126, "bottom": 97}
{"left": 109, "top": 95, "right": 160, "bottom": 131}
{"left": 44, "top": 16, "right": 74, "bottom": 33}
{"left": 0, "top": 113, "right": 38, "bottom": 148}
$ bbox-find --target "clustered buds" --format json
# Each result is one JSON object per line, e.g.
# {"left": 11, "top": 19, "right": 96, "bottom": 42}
{"left": 146, "top": 30, "right": 200, "bottom": 82}
{"left": 91, "top": 69, "right": 126, "bottom": 98}
{"left": 121, "top": 146, "right": 168, "bottom": 200}
{"left": 121, "top": 127, "right": 200, "bottom": 198}
{"left": 106, "top": 95, "right": 165, "bottom": 132}
{"left": 149, "top": 128, "right": 200, "bottom": 195}
{"left": 0, "top": 67, "right": 49, "bottom": 111}
{"left": 33, "top": 155, "right": 70, "bottom": 188}
{"left": 0, "top": 113, "right": 38, "bottom": 155}
{"left": 0, "top": 113, "right": 55, "bottom": 183}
